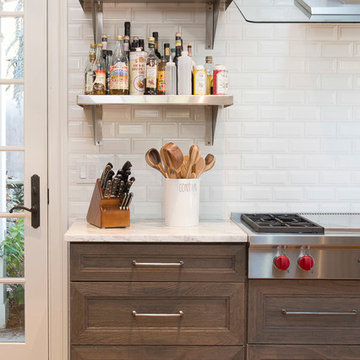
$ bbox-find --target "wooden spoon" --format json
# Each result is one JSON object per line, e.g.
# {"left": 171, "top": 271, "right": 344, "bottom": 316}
{"left": 180, "top": 155, "right": 189, "bottom": 179}
{"left": 160, "top": 143, "right": 176, "bottom": 178}
{"left": 185, "top": 145, "right": 201, "bottom": 178}
{"left": 201, "top": 154, "right": 216, "bottom": 175}
{"left": 164, "top": 144, "right": 184, "bottom": 179}
{"left": 145, "top": 148, "right": 168, "bottom": 178}
{"left": 192, "top": 157, "right": 205, "bottom": 178}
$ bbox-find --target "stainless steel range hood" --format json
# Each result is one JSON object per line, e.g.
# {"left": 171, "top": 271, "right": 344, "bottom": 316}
{"left": 233, "top": 0, "right": 360, "bottom": 23}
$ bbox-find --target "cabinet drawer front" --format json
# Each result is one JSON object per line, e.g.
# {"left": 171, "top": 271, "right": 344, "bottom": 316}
{"left": 248, "top": 280, "right": 360, "bottom": 344}
{"left": 70, "top": 243, "right": 246, "bottom": 282}
{"left": 71, "top": 282, "right": 245, "bottom": 345}
{"left": 71, "top": 346, "right": 244, "bottom": 360}
{"left": 247, "top": 345, "right": 360, "bottom": 360}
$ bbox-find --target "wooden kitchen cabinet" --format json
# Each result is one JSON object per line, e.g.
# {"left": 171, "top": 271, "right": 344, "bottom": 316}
{"left": 70, "top": 243, "right": 246, "bottom": 282}
{"left": 70, "top": 243, "right": 247, "bottom": 359}
{"left": 247, "top": 345, "right": 360, "bottom": 359}
{"left": 248, "top": 280, "right": 360, "bottom": 345}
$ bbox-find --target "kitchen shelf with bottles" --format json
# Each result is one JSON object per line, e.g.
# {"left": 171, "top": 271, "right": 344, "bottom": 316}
{"left": 77, "top": 0, "right": 234, "bottom": 146}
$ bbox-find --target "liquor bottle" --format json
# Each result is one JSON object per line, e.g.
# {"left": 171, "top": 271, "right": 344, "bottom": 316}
{"left": 153, "top": 32, "right": 161, "bottom": 60}
{"left": 124, "top": 21, "right": 131, "bottom": 38}
{"left": 145, "top": 37, "right": 158, "bottom": 95}
{"left": 157, "top": 43, "right": 169, "bottom": 95}
{"left": 177, "top": 51, "right": 192, "bottom": 95}
{"left": 84, "top": 48, "right": 96, "bottom": 95}
{"left": 92, "top": 43, "right": 107, "bottom": 95}
{"left": 187, "top": 43, "right": 192, "bottom": 57}
{"left": 173, "top": 33, "right": 182, "bottom": 94}
{"left": 139, "top": 39, "right": 145, "bottom": 52}
{"left": 104, "top": 50, "right": 113, "bottom": 95}
{"left": 101, "top": 34, "right": 108, "bottom": 60}
{"left": 123, "top": 35, "right": 130, "bottom": 61}
{"left": 131, "top": 36, "right": 139, "bottom": 51}
{"left": 109, "top": 35, "right": 129, "bottom": 95}
{"left": 204, "top": 56, "right": 214, "bottom": 95}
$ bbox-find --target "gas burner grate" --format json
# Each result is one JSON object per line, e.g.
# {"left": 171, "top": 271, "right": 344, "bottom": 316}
{"left": 241, "top": 213, "right": 324, "bottom": 234}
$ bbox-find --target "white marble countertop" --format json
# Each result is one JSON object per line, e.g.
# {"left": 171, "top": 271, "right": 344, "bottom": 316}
{"left": 65, "top": 220, "right": 248, "bottom": 243}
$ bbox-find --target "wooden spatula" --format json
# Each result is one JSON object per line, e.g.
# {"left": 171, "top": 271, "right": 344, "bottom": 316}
{"left": 193, "top": 157, "right": 205, "bottom": 178}
{"left": 164, "top": 143, "right": 184, "bottom": 179}
{"left": 186, "top": 145, "right": 201, "bottom": 178}
{"left": 180, "top": 155, "right": 189, "bottom": 179}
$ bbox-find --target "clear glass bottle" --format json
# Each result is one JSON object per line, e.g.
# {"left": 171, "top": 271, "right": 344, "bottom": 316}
{"left": 110, "top": 35, "right": 129, "bottom": 95}
{"left": 204, "top": 56, "right": 214, "bottom": 95}
{"left": 92, "top": 43, "right": 107, "bottom": 95}
{"left": 85, "top": 48, "right": 96, "bottom": 95}
{"left": 145, "top": 37, "right": 158, "bottom": 95}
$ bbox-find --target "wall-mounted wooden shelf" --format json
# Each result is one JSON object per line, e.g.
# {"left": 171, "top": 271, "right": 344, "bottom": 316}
{"left": 77, "top": 95, "right": 233, "bottom": 146}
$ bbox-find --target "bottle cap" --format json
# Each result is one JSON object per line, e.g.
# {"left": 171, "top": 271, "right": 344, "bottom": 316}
{"left": 124, "top": 35, "right": 130, "bottom": 41}
{"left": 97, "top": 43, "right": 103, "bottom": 47}
{"left": 206, "top": 56, "right": 213, "bottom": 62}
{"left": 152, "top": 32, "right": 159, "bottom": 39}
{"left": 148, "top": 36, "right": 155, "bottom": 43}
{"left": 188, "top": 42, "right": 192, "bottom": 47}
{"left": 164, "top": 43, "right": 170, "bottom": 48}
{"left": 90, "top": 43, "right": 96, "bottom": 48}
{"left": 175, "top": 32, "right": 182, "bottom": 38}
{"left": 102, "top": 34, "right": 108, "bottom": 39}
{"left": 116, "top": 35, "right": 123, "bottom": 41}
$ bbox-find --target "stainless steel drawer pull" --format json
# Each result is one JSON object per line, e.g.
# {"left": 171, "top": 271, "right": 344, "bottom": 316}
{"left": 281, "top": 309, "right": 358, "bottom": 316}
{"left": 132, "top": 310, "right": 184, "bottom": 317}
{"left": 132, "top": 260, "right": 184, "bottom": 267}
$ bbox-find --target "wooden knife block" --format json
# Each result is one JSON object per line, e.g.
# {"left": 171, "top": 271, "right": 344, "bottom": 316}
{"left": 86, "top": 179, "right": 130, "bottom": 228}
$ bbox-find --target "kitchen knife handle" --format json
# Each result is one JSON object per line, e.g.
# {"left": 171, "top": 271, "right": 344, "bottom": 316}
{"left": 281, "top": 309, "right": 358, "bottom": 316}
{"left": 132, "top": 260, "right": 184, "bottom": 267}
{"left": 132, "top": 310, "right": 184, "bottom": 317}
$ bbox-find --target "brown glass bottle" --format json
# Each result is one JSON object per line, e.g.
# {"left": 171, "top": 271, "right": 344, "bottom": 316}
{"left": 145, "top": 37, "right": 158, "bottom": 95}
{"left": 157, "top": 43, "right": 169, "bottom": 95}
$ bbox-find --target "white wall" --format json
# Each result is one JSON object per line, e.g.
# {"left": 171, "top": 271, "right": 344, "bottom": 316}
{"left": 68, "top": 0, "right": 360, "bottom": 222}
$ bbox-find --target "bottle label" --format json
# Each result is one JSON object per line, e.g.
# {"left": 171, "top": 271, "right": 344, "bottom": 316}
{"left": 146, "top": 66, "right": 157, "bottom": 89}
{"left": 158, "top": 70, "right": 165, "bottom": 93}
{"left": 110, "top": 62, "right": 129, "bottom": 90}
{"left": 213, "top": 69, "right": 228, "bottom": 95}
{"left": 130, "top": 52, "right": 147, "bottom": 94}
{"left": 194, "top": 70, "right": 207, "bottom": 95}
{"left": 175, "top": 40, "right": 181, "bottom": 47}
{"left": 85, "top": 72, "right": 94, "bottom": 94}
{"left": 93, "top": 70, "right": 106, "bottom": 92}
{"left": 165, "top": 48, "right": 170, "bottom": 57}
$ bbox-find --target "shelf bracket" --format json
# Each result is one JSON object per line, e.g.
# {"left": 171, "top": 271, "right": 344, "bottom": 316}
{"left": 205, "top": 105, "right": 220, "bottom": 146}
{"left": 206, "top": 0, "right": 222, "bottom": 49}
{"left": 92, "top": 0, "right": 103, "bottom": 44}
{"left": 92, "top": 105, "right": 103, "bottom": 145}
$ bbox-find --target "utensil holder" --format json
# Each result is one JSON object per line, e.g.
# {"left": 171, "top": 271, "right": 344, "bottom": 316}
{"left": 86, "top": 179, "right": 130, "bottom": 228}
{"left": 164, "top": 178, "right": 200, "bottom": 227}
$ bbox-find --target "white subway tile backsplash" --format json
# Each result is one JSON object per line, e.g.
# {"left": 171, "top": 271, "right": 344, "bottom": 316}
{"left": 68, "top": 1, "right": 360, "bottom": 220}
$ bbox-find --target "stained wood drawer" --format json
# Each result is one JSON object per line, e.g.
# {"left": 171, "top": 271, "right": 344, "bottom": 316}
{"left": 247, "top": 345, "right": 360, "bottom": 360}
{"left": 70, "top": 243, "right": 246, "bottom": 282}
{"left": 71, "top": 346, "right": 244, "bottom": 360}
{"left": 71, "top": 281, "right": 245, "bottom": 345}
{"left": 248, "top": 280, "right": 360, "bottom": 345}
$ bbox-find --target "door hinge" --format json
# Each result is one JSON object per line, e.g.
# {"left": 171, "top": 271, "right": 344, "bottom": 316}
{"left": 47, "top": 188, "right": 49, "bottom": 204}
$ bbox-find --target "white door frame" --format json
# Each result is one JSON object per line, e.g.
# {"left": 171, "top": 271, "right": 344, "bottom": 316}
{"left": 47, "top": 0, "right": 69, "bottom": 358}
{"left": 1, "top": 0, "right": 48, "bottom": 358}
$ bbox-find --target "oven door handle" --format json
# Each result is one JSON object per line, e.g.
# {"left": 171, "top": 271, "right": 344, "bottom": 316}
{"left": 281, "top": 309, "right": 358, "bottom": 316}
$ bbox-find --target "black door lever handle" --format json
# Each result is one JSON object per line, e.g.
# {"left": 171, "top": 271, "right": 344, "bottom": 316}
{"left": 10, "top": 205, "right": 34, "bottom": 213}
{"left": 9, "top": 175, "right": 40, "bottom": 228}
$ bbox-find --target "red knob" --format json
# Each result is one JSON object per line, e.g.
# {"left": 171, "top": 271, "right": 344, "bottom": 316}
{"left": 298, "top": 256, "right": 314, "bottom": 271}
{"left": 274, "top": 255, "right": 290, "bottom": 271}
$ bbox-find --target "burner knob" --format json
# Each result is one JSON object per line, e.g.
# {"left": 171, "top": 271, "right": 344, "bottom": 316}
{"left": 298, "top": 255, "right": 314, "bottom": 271}
{"left": 274, "top": 255, "right": 290, "bottom": 271}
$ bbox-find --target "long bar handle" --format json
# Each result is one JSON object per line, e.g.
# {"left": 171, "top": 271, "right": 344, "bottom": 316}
{"left": 281, "top": 309, "right": 358, "bottom": 316}
{"left": 132, "top": 260, "right": 184, "bottom": 267}
{"left": 132, "top": 310, "right": 184, "bottom": 317}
